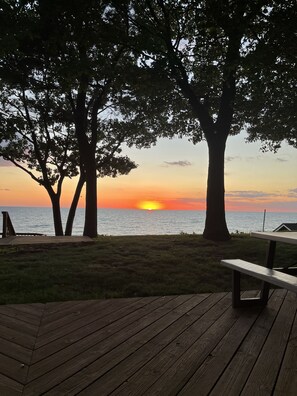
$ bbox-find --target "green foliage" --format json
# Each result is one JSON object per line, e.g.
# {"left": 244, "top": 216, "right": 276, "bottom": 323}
{"left": 239, "top": 1, "right": 297, "bottom": 150}
{"left": 0, "top": 0, "right": 143, "bottom": 179}
{"left": 130, "top": 1, "right": 268, "bottom": 140}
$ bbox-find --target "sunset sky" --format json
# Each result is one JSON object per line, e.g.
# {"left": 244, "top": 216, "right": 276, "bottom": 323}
{"left": 1, "top": 131, "right": 297, "bottom": 212}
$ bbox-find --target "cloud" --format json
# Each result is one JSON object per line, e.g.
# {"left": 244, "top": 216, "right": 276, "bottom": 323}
{"left": 226, "top": 190, "right": 277, "bottom": 199}
{"left": 164, "top": 160, "right": 192, "bottom": 167}
{"left": 246, "top": 156, "right": 262, "bottom": 161}
{"left": 0, "top": 188, "right": 10, "bottom": 191}
{"left": 225, "top": 156, "right": 241, "bottom": 162}
{"left": 288, "top": 188, "right": 297, "bottom": 197}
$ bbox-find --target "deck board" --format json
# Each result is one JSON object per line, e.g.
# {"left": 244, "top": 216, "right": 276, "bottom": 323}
{"left": 0, "top": 290, "right": 295, "bottom": 395}
{"left": 177, "top": 305, "right": 261, "bottom": 395}
{"left": 209, "top": 289, "right": 286, "bottom": 396}
{"left": 31, "top": 298, "right": 152, "bottom": 363}
{"left": 274, "top": 301, "right": 297, "bottom": 396}
{"left": 0, "top": 373, "right": 23, "bottom": 396}
{"left": 25, "top": 295, "right": 188, "bottom": 394}
{"left": 0, "top": 338, "right": 32, "bottom": 365}
{"left": 83, "top": 293, "right": 214, "bottom": 396}
{"left": 0, "top": 306, "right": 41, "bottom": 325}
{"left": 0, "top": 236, "right": 94, "bottom": 247}
{"left": 241, "top": 290, "right": 297, "bottom": 396}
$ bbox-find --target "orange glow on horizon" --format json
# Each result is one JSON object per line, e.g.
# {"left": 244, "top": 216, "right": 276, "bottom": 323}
{"left": 2, "top": 166, "right": 297, "bottom": 212}
{"left": 137, "top": 200, "right": 164, "bottom": 211}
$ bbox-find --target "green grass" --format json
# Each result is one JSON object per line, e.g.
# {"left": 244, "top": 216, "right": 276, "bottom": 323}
{"left": 0, "top": 234, "right": 296, "bottom": 304}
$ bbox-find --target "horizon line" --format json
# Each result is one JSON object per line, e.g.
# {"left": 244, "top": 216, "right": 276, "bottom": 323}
{"left": 0, "top": 205, "right": 296, "bottom": 214}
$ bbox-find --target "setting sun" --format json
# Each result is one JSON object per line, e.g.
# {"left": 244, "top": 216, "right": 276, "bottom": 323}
{"left": 137, "top": 200, "right": 164, "bottom": 210}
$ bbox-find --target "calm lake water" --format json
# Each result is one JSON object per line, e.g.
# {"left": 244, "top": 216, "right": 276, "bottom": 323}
{"left": 1, "top": 206, "right": 296, "bottom": 236}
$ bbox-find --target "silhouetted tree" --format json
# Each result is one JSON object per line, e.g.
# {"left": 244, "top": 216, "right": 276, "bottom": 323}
{"left": 0, "top": 0, "right": 142, "bottom": 236}
{"left": 129, "top": 0, "right": 282, "bottom": 241}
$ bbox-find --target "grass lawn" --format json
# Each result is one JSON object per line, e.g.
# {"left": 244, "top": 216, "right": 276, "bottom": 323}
{"left": 0, "top": 234, "right": 296, "bottom": 304}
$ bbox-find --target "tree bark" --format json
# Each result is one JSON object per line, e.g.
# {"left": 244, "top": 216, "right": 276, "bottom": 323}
{"left": 49, "top": 193, "right": 64, "bottom": 236}
{"left": 203, "top": 134, "right": 230, "bottom": 241}
{"left": 73, "top": 88, "right": 98, "bottom": 238}
{"left": 65, "top": 173, "right": 85, "bottom": 236}
{"left": 83, "top": 156, "right": 97, "bottom": 238}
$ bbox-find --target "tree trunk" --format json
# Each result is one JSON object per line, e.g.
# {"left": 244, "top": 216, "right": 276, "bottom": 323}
{"left": 65, "top": 173, "right": 85, "bottom": 236}
{"left": 203, "top": 135, "right": 230, "bottom": 241}
{"left": 73, "top": 90, "right": 98, "bottom": 238}
{"left": 50, "top": 194, "right": 64, "bottom": 236}
{"left": 83, "top": 156, "right": 98, "bottom": 238}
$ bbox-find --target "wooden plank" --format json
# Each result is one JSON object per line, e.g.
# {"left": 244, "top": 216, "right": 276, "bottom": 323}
{"left": 0, "top": 352, "right": 28, "bottom": 383}
{"left": 32, "top": 296, "right": 158, "bottom": 362}
{"left": 37, "top": 299, "right": 109, "bottom": 335}
{"left": 0, "top": 292, "right": 294, "bottom": 395}
{"left": 43, "top": 300, "right": 71, "bottom": 310}
{"left": 39, "top": 300, "right": 99, "bottom": 324}
{"left": 27, "top": 295, "right": 177, "bottom": 380}
{"left": 38, "top": 297, "right": 140, "bottom": 335}
{"left": 0, "top": 373, "right": 23, "bottom": 396}
{"left": 0, "top": 305, "right": 43, "bottom": 324}
{"left": 221, "top": 259, "right": 297, "bottom": 292}
{"left": 178, "top": 306, "right": 262, "bottom": 394}
{"left": 0, "top": 323, "right": 36, "bottom": 349}
{"left": 122, "top": 291, "right": 258, "bottom": 395}
{"left": 23, "top": 295, "right": 192, "bottom": 395}
{"left": 7, "top": 303, "right": 45, "bottom": 317}
{"left": 0, "top": 313, "right": 39, "bottom": 336}
{"left": 37, "top": 299, "right": 137, "bottom": 332}
{"left": 274, "top": 298, "right": 297, "bottom": 395}
{"left": 121, "top": 295, "right": 237, "bottom": 396}
{"left": 0, "top": 236, "right": 94, "bottom": 246}
{"left": 28, "top": 303, "right": 45, "bottom": 309}
{"left": 0, "top": 338, "right": 32, "bottom": 364}
{"left": 251, "top": 231, "right": 297, "bottom": 245}
{"left": 240, "top": 291, "right": 297, "bottom": 395}
{"left": 209, "top": 289, "right": 286, "bottom": 396}
{"left": 42, "top": 294, "right": 209, "bottom": 395}
{"left": 78, "top": 293, "right": 227, "bottom": 396}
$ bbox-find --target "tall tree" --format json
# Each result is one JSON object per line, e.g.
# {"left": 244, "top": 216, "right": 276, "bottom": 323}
{"left": 0, "top": 93, "right": 80, "bottom": 236}
{"left": 33, "top": 0, "right": 162, "bottom": 237}
{"left": 0, "top": 0, "right": 140, "bottom": 236}
{"left": 129, "top": 0, "right": 274, "bottom": 241}
{"left": 1, "top": 0, "right": 164, "bottom": 236}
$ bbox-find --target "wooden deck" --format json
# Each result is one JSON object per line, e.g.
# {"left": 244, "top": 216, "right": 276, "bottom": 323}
{"left": 0, "top": 290, "right": 296, "bottom": 395}
{"left": 0, "top": 236, "right": 94, "bottom": 247}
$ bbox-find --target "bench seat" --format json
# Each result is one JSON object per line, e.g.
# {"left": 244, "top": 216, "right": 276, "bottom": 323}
{"left": 221, "top": 259, "right": 297, "bottom": 307}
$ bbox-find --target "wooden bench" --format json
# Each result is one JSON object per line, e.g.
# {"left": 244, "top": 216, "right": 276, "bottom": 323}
{"left": 221, "top": 259, "right": 297, "bottom": 308}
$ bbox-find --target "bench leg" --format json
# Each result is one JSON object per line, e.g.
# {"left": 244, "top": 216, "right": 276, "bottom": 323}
{"left": 260, "top": 282, "right": 270, "bottom": 306}
{"left": 232, "top": 270, "right": 269, "bottom": 308}
{"left": 259, "top": 241, "right": 275, "bottom": 305}
{"left": 232, "top": 270, "right": 242, "bottom": 308}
